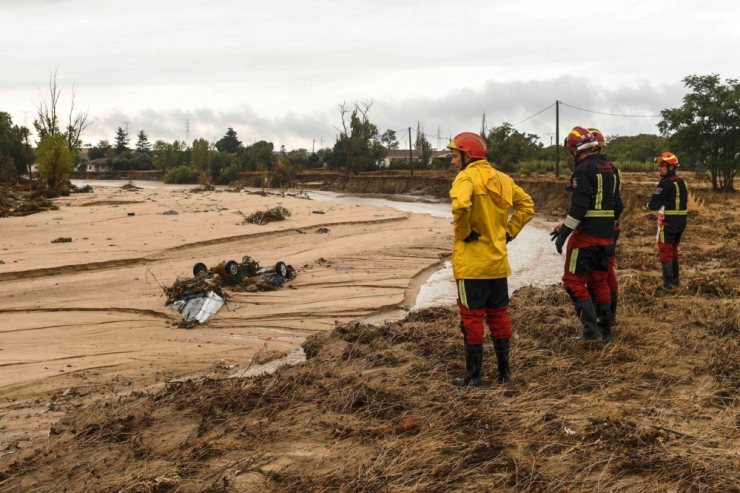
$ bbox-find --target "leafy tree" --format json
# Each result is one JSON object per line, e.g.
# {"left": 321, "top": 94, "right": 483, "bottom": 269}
{"left": 210, "top": 151, "right": 235, "bottom": 181}
{"left": 152, "top": 140, "right": 186, "bottom": 170}
{"left": 239, "top": 141, "right": 275, "bottom": 171}
{"left": 33, "top": 69, "right": 91, "bottom": 152}
{"left": 380, "top": 129, "right": 399, "bottom": 150}
{"left": 215, "top": 127, "right": 242, "bottom": 154}
{"left": 135, "top": 130, "right": 151, "bottom": 154}
{"left": 333, "top": 100, "right": 386, "bottom": 174}
{"left": 88, "top": 139, "right": 112, "bottom": 160}
{"left": 415, "top": 122, "right": 433, "bottom": 171}
{"left": 0, "top": 112, "right": 33, "bottom": 178}
{"left": 659, "top": 74, "right": 740, "bottom": 191}
{"left": 191, "top": 138, "right": 211, "bottom": 171}
{"left": 604, "top": 134, "right": 667, "bottom": 163}
{"left": 36, "top": 134, "right": 77, "bottom": 189}
{"left": 114, "top": 127, "right": 129, "bottom": 155}
{"left": 484, "top": 123, "right": 542, "bottom": 171}
{"left": 287, "top": 149, "right": 308, "bottom": 170}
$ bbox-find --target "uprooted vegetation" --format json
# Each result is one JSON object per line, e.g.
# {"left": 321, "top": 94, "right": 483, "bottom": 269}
{"left": 3, "top": 275, "right": 740, "bottom": 491}
{"left": 0, "top": 183, "right": 60, "bottom": 217}
{"left": 243, "top": 206, "right": 291, "bottom": 225}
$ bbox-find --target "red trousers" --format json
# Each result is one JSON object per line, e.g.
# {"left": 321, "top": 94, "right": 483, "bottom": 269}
{"left": 456, "top": 278, "right": 511, "bottom": 346}
{"left": 562, "top": 231, "right": 613, "bottom": 305}
{"left": 658, "top": 241, "right": 680, "bottom": 263}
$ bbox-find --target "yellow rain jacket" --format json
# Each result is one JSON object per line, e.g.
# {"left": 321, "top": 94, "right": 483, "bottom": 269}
{"left": 450, "top": 160, "right": 535, "bottom": 280}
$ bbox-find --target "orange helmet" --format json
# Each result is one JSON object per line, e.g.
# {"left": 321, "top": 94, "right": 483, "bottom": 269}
{"left": 564, "top": 126, "right": 599, "bottom": 154}
{"left": 655, "top": 152, "right": 679, "bottom": 167}
{"left": 588, "top": 128, "right": 606, "bottom": 149}
{"left": 447, "top": 132, "right": 487, "bottom": 160}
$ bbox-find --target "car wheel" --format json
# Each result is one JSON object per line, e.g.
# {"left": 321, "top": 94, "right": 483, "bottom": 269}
{"left": 275, "top": 261, "right": 288, "bottom": 278}
{"left": 225, "top": 260, "right": 240, "bottom": 277}
{"left": 193, "top": 262, "right": 208, "bottom": 276}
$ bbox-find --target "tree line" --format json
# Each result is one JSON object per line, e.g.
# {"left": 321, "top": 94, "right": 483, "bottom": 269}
{"left": 2, "top": 73, "right": 740, "bottom": 191}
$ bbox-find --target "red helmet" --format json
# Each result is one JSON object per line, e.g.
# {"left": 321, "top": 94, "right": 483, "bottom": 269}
{"left": 447, "top": 132, "right": 487, "bottom": 160}
{"left": 655, "top": 152, "right": 679, "bottom": 167}
{"left": 588, "top": 128, "right": 606, "bottom": 149}
{"left": 564, "top": 126, "right": 598, "bottom": 154}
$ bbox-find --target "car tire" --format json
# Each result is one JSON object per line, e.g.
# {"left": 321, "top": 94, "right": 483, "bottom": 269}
{"left": 225, "top": 260, "right": 240, "bottom": 277}
{"left": 275, "top": 261, "right": 288, "bottom": 278}
{"left": 193, "top": 262, "right": 208, "bottom": 277}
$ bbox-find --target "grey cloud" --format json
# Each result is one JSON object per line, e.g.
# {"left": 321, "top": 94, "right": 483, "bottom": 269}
{"left": 83, "top": 77, "right": 686, "bottom": 150}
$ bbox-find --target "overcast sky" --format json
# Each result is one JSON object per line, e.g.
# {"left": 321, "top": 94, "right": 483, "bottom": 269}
{"left": 3, "top": 0, "right": 739, "bottom": 150}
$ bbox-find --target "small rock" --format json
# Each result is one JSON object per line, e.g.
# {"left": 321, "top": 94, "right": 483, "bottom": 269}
{"left": 127, "top": 212, "right": 135, "bottom": 216}
{"left": 317, "top": 228, "right": 329, "bottom": 234}
{"left": 0, "top": 260, "right": 4, "bottom": 264}
{"left": 296, "top": 229, "right": 305, "bottom": 234}
{"left": 312, "top": 210, "right": 325, "bottom": 214}
{"left": 163, "top": 210, "right": 179, "bottom": 215}
{"left": 122, "top": 378, "right": 132, "bottom": 386}
{"left": 51, "top": 237, "right": 72, "bottom": 243}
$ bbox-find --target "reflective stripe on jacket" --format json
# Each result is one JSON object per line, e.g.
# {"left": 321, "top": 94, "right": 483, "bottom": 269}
{"left": 564, "top": 154, "right": 618, "bottom": 239}
{"left": 450, "top": 160, "right": 535, "bottom": 280}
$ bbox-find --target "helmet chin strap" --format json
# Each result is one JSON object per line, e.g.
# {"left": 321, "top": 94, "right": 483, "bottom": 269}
{"left": 460, "top": 152, "right": 469, "bottom": 170}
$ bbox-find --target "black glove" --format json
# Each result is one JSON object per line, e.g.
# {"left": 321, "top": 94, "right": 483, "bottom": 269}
{"left": 554, "top": 227, "right": 573, "bottom": 255}
{"left": 506, "top": 233, "right": 513, "bottom": 243}
{"left": 462, "top": 230, "right": 480, "bottom": 243}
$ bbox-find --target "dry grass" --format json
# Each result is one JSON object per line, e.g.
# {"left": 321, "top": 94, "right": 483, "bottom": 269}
{"left": 2, "top": 279, "right": 739, "bottom": 492}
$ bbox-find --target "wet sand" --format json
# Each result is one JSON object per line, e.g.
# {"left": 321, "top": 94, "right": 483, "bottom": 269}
{"left": 0, "top": 186, "right": 452, "bottom": 447}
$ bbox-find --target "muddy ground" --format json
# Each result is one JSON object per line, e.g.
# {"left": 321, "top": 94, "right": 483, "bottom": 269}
{"left": 1, "top": 173, "right": 740, "bottom": 492}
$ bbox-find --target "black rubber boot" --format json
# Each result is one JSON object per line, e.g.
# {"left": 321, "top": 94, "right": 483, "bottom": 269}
{"left": 493, "top": 339, "right": 511, "bottom": 383}
{"left": 597, "top": 304, "right": 613, "bottom": 342}
{"left": 610, "top": 291, "right": 618, "bottom": 326}
{"left": 672, "top": 259, "right": 680, "bottom": 287}
{"left": 662, "top": 262, "right": 674, "bottom": 289}
{"left": 571, "top": 298, "right": 601, "bottom": 341}
{"left": 452, "top": 344, "right": 483, "bottom": 387}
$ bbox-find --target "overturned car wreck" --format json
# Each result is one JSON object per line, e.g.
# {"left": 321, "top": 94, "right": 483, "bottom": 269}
{"left": 165, "top": 255, "right": 297, "bottom": 325}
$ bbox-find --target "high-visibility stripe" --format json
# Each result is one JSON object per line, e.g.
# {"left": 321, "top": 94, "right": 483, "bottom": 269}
{"left": 569, "top": 248, "right": 579, "bottom": 274}
{"left": 458, "top": 279, "right": 468, "bottom": 309}
{"left": 674, "top": 182, "right": 680, "bottom": 210}
{"left": 595, "top": 174, "right": 603, "bottom": 210}
{"left": 565, "top": 215, "right": 580, "bottom": 230}
{"left": 664, "top": 210, "right": 687, "bottom": 215}
{"left": 584, "top": 210, "right": 614, "bottom": 218}
{"left": 617, "top": 169, "right": 623, "bottom": 192}
{"left": 660, "top": 227, "right": 665, "bottom": 243}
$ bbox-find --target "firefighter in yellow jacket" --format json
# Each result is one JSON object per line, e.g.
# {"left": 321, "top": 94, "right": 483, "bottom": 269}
{"left": 448, "top": 132, "right": 535, "bottom": 386}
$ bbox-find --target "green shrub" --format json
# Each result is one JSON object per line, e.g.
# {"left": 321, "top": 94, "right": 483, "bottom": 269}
{"left": 164, "top": 165, "right": 200, "bottom": 184}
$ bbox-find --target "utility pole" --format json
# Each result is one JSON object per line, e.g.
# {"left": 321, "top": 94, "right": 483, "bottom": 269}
{"left": 408, "top": 126, "right": 413, "bottom": 177}
{"left": 312, "top": 139, "right": 315, "bottom": 154}
{"left": 555, "top": 100, "right": 560, "bottom": 178}
{"left": 123, "top": 121, "right": 131, "bottom": 135}
{"left": 185, "top": 119, "right": 190, "bottom": 146}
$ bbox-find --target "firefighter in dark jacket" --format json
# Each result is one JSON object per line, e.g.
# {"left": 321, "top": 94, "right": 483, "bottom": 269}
{"left": 552, "top": 126, "right": 618, "bottom": 342}
{"left": 587, "top": 128, "right": 623, "bottom": 326}
{"left": 646, "top": 152, "right": 688, "bottom": 288}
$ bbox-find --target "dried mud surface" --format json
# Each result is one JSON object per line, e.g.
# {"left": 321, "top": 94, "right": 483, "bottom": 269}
{"left": 2, "top": 174, "right": 740, "bottom": 492}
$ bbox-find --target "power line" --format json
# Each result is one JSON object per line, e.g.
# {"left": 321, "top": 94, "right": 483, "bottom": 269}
{"left": 511, "top": 103, "right": 556, "bottom": 127}
{"left": 559, "top": 101, "right": 661, "bottom": 118}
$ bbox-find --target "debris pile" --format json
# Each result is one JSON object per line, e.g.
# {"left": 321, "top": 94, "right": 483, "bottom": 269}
{"left": 164, "top": 255, "right": 296, "bottom": 324}
{"left": 69, "top": 184, "right": 94, "bottom": 193}
{"left": 243, "top": 206, "right": 291, "bottom": 225}
{"left": 121, "top": 181, "right": 142, "bottom": 191}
